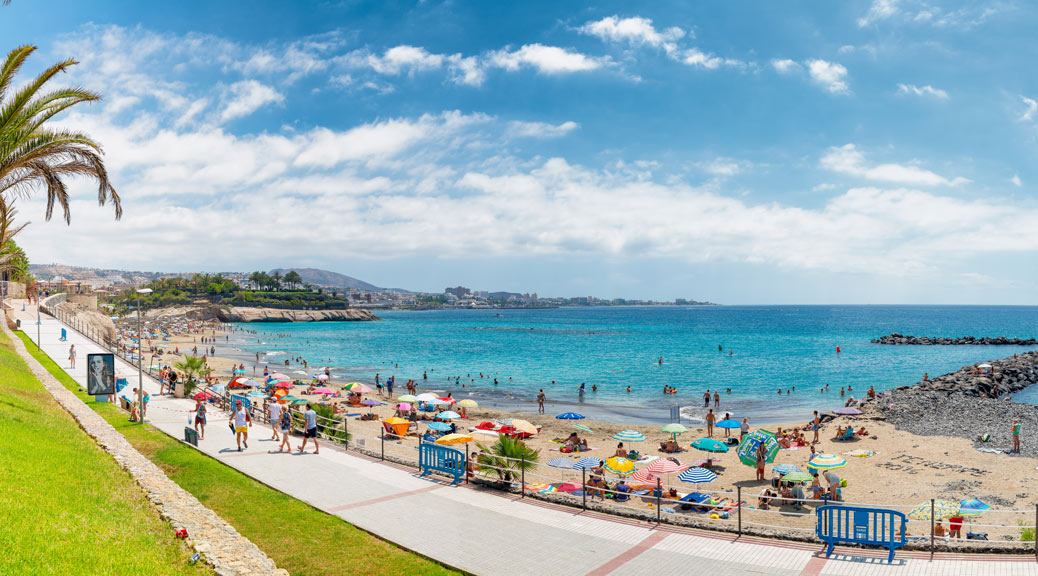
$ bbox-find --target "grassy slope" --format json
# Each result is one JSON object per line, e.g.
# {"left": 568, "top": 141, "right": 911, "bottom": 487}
{"left": 16, "top": 330, "right": 459, "bottom": 576}
{"left": 0, "top": 330, "right": 208, "bottom": 576}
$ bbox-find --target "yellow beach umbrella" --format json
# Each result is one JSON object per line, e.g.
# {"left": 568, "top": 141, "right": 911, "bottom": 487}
{"left": 435, "top": 433, "right": 473, "bottom": 445}
{"left": 383, "top": 417, "right": 409, "bottom": 425}
{"left": 603, "top": 456, "right": 636, "bottom": 476}
{"left": 457, "top": 399, "right": 479, "bottom": 408}
{"left": 511, "top": 419, "right": 538, "bottom": 435}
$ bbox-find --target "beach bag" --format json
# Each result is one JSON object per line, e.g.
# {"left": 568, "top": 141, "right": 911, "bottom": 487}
{"left": 840, "top": 478, "right": 847, "bottom": 487}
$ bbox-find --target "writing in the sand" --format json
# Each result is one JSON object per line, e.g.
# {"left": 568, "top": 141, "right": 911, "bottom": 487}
{"left": 876, "top": 454, "right": 989, "bottom": 477}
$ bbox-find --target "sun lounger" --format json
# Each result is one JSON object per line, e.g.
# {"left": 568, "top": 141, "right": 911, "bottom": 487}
{"left": 833, "top": 428, "right": 858, "bottom": 442}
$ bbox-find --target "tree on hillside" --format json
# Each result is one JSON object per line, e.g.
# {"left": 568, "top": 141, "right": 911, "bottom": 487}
{"left": 0, "top": 45, "right": 121, "bottom": 223}
{"left": 283, "top": 270, "right": 302, "bottom": 289}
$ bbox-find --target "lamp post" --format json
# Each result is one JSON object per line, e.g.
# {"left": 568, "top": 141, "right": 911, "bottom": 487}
{"left": 136, "top": 288, "right": 152, "bottom": 422}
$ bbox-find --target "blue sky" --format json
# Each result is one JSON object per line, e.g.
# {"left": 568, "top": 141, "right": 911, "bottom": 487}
{"left": 2, "top": 0, "right": 1037, "bottom": 304}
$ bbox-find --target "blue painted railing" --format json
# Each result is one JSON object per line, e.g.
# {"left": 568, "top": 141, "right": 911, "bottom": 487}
{"left": 419, "top": 442, "right": 465, "bottom": 485}
{"left": 816, "top": 505, "right": 907, "bottom": 562}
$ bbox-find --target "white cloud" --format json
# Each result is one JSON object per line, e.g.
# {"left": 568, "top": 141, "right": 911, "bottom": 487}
{"left": 1012, "top": 175, "right": 1022, "bottom": 187}
{"left": 506, "top": 120, "right": 579, "bottom": 139}
{"left": 770, "top": 58, "right": 801, "bottom": 74}
{"left": 702, "top": 158, "right": 742, "bottom": 176}
{"left": 820, "top": 144, "right": 968, "bottom": 187}
{"left": 897, "top": 83, "right": 949, "bottom": 99}
{"left": 805, "top": 59, "right": 849, "bottom": 94}
{"left": 489, "top": 44, "right": 609, "bottom": 74}
{"left": 858, "top": 0, "right": 900, "bottom": 27}
{"left": 1022, "top": 96, "right": 1038, "bottom": 121}
{"left": 446, "top": 55, "right": 485, "bottom": 86}
{"left": 577, "top": 15, "right": 684, "bottom": 49}
{"left": 857, "top": 0, "right": 1004, "bottom": 29}
{"left": 219, "top": 80, "right": 284, "bottom": 123}
{"left": 366, "top": 45, "right": 445, "bottom": 75}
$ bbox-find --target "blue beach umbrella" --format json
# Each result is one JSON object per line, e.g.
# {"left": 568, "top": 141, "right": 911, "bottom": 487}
{"left": 547, "top": 458, "right": 575, "bottom": 469}
{"left": 959, "top": 498, "right": 991, "bottom": 517}
{"left": 678, "top": 467, "right": 717, "bottom": 484}
{"left": 572, "top": 457, "right": 601, "bottom": 470}
{"left": 437, "top": 411, "right": 461, "bottom": 420}
{"left": 691, "top": 438, "right": 729, "bottom": 453}
{"left": 613, "top": 430, "right": 646, "bottom": 442}
{"left": 555, "top": 412, "right": 585, "bottom": 420}
{"left": 772, "top": 464, "right": 800, "bottom": 476}
{"left": 427, "top": 422, "right": 452, "bottom": 432}
{"left": 716, "top": 419, "right": 741, "bottom": 429}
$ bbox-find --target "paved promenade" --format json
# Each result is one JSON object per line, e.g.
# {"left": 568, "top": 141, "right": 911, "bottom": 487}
{"left": 13, "top": 301, "right": 1038, "bottom": 575}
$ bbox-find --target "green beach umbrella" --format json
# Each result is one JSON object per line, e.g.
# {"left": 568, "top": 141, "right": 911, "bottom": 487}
{"left": 278, "top": 395, "right": 297, "bottom": 402}
{"left": 291, "top": 399, "right": 309, "bottom": 405}
{"left": 782, "top": 471, "right": 814, "bottom": 483}
{"left": 691, "top": 438, "right": 728, "bottom": 453}
{"left": 736, "top": 430, "right": 779, "bottom": 467}
{"left": 661, "top": 423, "right": 688, "bottom": 441}
{"left": 397, "top": 394, "right": 417, "bottom": 403}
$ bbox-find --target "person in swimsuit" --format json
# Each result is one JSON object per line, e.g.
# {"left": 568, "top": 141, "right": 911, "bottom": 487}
{"left": 194, "top": 398, "right": 207, "bottom": 439}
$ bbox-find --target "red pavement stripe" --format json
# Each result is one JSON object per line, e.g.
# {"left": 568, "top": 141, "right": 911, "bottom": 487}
{"left": 328, "top": 484, "right": 444, "bottom": 512}
{"left": 584, "top": 530, "right": 670, "bottom": 576}
{"left": 800, "top": 555, "right": 827, "bottom": 576}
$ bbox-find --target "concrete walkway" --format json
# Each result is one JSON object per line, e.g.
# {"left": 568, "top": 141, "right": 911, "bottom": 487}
{"left": 13, "top": 301, "right": 1038, "bottom": 576}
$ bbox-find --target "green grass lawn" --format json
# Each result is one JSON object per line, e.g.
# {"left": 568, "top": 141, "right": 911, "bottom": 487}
{"left": 15, "top": 330, "right": 461, "bottom": 576}
{"left": 0, "top": 330, "right": 210, "bottom": 576}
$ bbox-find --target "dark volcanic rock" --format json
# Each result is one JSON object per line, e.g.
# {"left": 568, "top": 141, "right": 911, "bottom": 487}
{"left": 872, "top": 333, "right": 1038, "bottom": 345}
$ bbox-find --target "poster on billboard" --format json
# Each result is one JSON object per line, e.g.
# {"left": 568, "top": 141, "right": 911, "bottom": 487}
{"left": 86, "top": 353, "right": 116, "bottom": 396}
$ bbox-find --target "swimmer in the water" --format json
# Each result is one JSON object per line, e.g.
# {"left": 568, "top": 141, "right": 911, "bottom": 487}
{"left": 626, "top": 386, "right": 632, "bottom": 393}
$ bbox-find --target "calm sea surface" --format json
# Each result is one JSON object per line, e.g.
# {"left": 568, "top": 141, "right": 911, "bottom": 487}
{"left": 229, "top": 306, "right": 1038, "bottom": 424}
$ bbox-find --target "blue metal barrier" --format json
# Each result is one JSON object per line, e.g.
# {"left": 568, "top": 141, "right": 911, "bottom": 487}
{"left": 816, "top": 505, "right": 906, "bottom": 562}
{"left": 419, "top": 442, "right": 465, "bottom": 485}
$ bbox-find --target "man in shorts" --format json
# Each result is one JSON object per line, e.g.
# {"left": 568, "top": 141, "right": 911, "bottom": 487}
{"left": 268, "top": 398, "right": 282, "bottom": 441}
{"left": 230, "top": 399, "right": 251, "bottom": 451}
{"left": 298, "top": 403, "right": 320, "bottom": 454}
{"left": 812, "top": 410, "right": 820, "bottom": 444}
{"left": 705, "top": 409, "right": 715, "bottom": 438}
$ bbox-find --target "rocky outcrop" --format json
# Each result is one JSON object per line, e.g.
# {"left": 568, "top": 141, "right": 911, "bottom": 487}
{"left": 872, "top": 333, "right": 1038, "bottom": 345}
{"left": 51, "top": 301, "right": 118, "bottom": 342}
{"left": 169, "top": 305, "right": 379, "bottom": 323}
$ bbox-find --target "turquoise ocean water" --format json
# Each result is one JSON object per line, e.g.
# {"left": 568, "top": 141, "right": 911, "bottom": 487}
{"left": 228, "top": 306, "right": 1038, "bottom": 425}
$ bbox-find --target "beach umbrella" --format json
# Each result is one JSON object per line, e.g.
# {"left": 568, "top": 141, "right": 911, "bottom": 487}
{"left": 232, "top": 368, "right": 245, "bottom": 374}
{"left": 291, "top": 399, "right": 308, "bottom": 405}
{"left": 313, "top": 387, "right": 335, "bottom": 395}
{"left": 415, "top": 393, "right": 439, "bottom": 402}
{"left": 572, "top": 457, "right": 601, "bottom": 470}
{"left": 271, "top": 372, "right": 289, "bottom": 380}
{"left": 343, "top": 382, "right": 374, "bottom": 394}
{"left": 278, "top": 395, "right": 297, "bottom": 402}
{"left": 437, "top": 411, "right": 461, "bottom": 420}
{"left": 782, "top": 471, "right": 814, "bottom": 483}
{"left": 428, "top": 398, "right": 450, "bottom": 406}
{"left": 361, "top": 399, "right": 382, "bottom": 407}
{"left": 613, "top": 430, "right": 646, "bottom": 442}
{"left": 716, "top": 419, "right": 741, "bottom": 429}
{"left": 193, "top": 391, "right": 212, "bottom": 400}
{"left": 555, "top": 412, "right": 585, "bottom": 420}
{"left": 246, "top": 391, "right": 264, "bottom": 397}
{"left": 427, "top": 422, "right": 452, "bottom": 432}
{"left": 273, "top": 382, "right": 294, "bottom": 389}
{"left": 737, "top": 430, "right": 780, "bottom": 467}
{"left": 457, "top": 399, "right": 479, "bottom": 408}
{"left": 211, "top": 384, "right": 226, "bottom": 392}
{"left": 603, "top": 457, "right": 636, "bottom": 476}
{"left": 678, "top": 467, "right": 717, "bottom": 484}
{"left": 691, "top": 437, "right": 729, "bottom": 453}
{"left": 435, "top": 433, "right": 473, "bottom": 446}
{"left": 646, "top": 459, "right": 689, "bottom": 474}
{"left": 383, "top": 417, "right": 409, "bottom": 425}
{"left": 631, "top": 470, "right": 660, "bottom": 484}
{"left": 958, "top": 498, "right": 991, "bottom": 517}
{"left": 316, "top": 374, "right": 329, "bottom": 381}
{"left": 547, "top": 458, "right": 575, "bottom": 469}
{"left": 397, "top": 394, "right": 417, "bottom": 403}
{"left": 510, "top": 419, "right": 538, "bottom": 435}
{"left": 272, "top": 388, "right": 288, "bottom": 398}
{"left": 471, "top": 429, "right": 498, "bottom": 438}
{"left": 909, "top": 500, "right": 961, "bottom": 521}
{"left": 833, "top": 407, "right": 863, "bottom": 415}
{"left": 572, "top": 424, "right": 594, "bottom": 434}
{"left": 807, "top": 454, "right": 848, "bottom": 471}
{"left": 396, "top": 402, "right": 412, "bottom": 411}
{"left": 661, "top": 423, "right": 689, "bottom": 441}
{"left": 772, "top": 463, "right": 800, "bottom": 475}
{"left": 439, "top": 397, "right": 457, "bottom": 405}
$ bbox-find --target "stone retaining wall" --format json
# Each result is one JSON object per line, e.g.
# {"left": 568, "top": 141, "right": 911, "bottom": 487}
{"left": 5, "top": 324, "right": 287, "bottom": 576}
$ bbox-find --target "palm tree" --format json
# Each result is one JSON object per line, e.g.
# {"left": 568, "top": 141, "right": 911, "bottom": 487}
{"left": 283, "top": 270, "right": 302, "bottom": 290}
{"left": 173, "top": 355, "right": 209, "bottom": 394}
{"left": 476, "top": 436, "right": 539, "bottom": 484}
{"left": 270, "top": 271, "right": 282, "bottom": 291}
{"left": 0, "top": 45, "right": 121, "bottom": 223}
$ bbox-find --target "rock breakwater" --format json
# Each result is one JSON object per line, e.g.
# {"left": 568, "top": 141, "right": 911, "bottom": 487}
{"left": 872, "top": 333, "right": 1038, "bottom": 345}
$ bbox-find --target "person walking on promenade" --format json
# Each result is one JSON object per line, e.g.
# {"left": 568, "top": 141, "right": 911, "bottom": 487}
{"left": 278, "top": 408, "right": 293, "bottom": 452}
{"left": 706, "top": 409, "right": 716, "bottom": 438}
{"left": 230, "top": 399, "right": 251, "bottom": 451}
{"left": 68, "top": 344, "right": 76, "bottom": 369}
{"left": 268, "top": 397, "right": 282, "bottom": 441}
{"left": 537, "top": 389, "right": 545, "bottom": 414}
{"left": 812, "top": 411, "right": 820, "bottom": 444}
{"left": 298, "top": 403, "right": 320, "bottom": 454}
{"left": 194, "top": 397, "right": 207, "bottom": 440}
{"left": 1012, "top": 419, "right": 1021, "bottom": 453}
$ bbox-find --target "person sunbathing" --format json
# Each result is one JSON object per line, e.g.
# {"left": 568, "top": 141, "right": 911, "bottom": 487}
{"left": 778, "top": 435, "right": 792, "bottom": 448}
{"left": 856, "top": 426, "right": 869, "bottom": 436}
{"left": 615, "top": 442, "right": 628, "bottom": 458}
{"left": 758, "top": 488, "right": 775, "bottom": 509}
{"left": 660, "top": 439, "right": 680, "bottom": 453}
{"left": 831, "top": 426, "right": 846, "bottom": 440}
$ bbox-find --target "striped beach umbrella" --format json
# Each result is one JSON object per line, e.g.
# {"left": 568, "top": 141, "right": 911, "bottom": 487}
{"left": 772, "top": 464, "right": 800, "bottom": 476}
{"left": 806, "top": 454, "right": 848, "bottom": 471}
{"left": 678, "top": 467, "right": 717, "bottom": 484}
{"left": 691, "top": 438, "right": 729, "bottom": 453}
{"left": 343, "top": 382, "right": 373, "bottom": 393}
{"left": 547, "top": 458, "right": 575, "bottom": 469}
{"left": 646, "top": 459, "right": 689, "bottom": 474}
{"left": 613, "top": 430, "right": 646, "bottom": 442}
{"left": 573, "top": 457, "right": 601, "bottom": 470}
{"left": 737, "top": 430, "right": 779, "bottom": 467}
{"left": 603, "top": 457, "right": 636, "bottom": 476}
{"left": 631, "top": 470, "right": 659, "bottom": 484}
{"left": 572, "top": 424, "right": 594, "bottom": 434}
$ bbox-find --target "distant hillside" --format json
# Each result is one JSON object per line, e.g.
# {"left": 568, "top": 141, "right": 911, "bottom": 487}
{"left": 269, "top": 267, "right": 381, "bottom": 292}
{"left": 30, "top": 264, "right": 171, "bottom": 287}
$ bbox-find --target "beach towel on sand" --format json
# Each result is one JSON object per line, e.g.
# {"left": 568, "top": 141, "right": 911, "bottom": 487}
{"left": 843, "top": 449, "right": 875, "bottom": 458}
